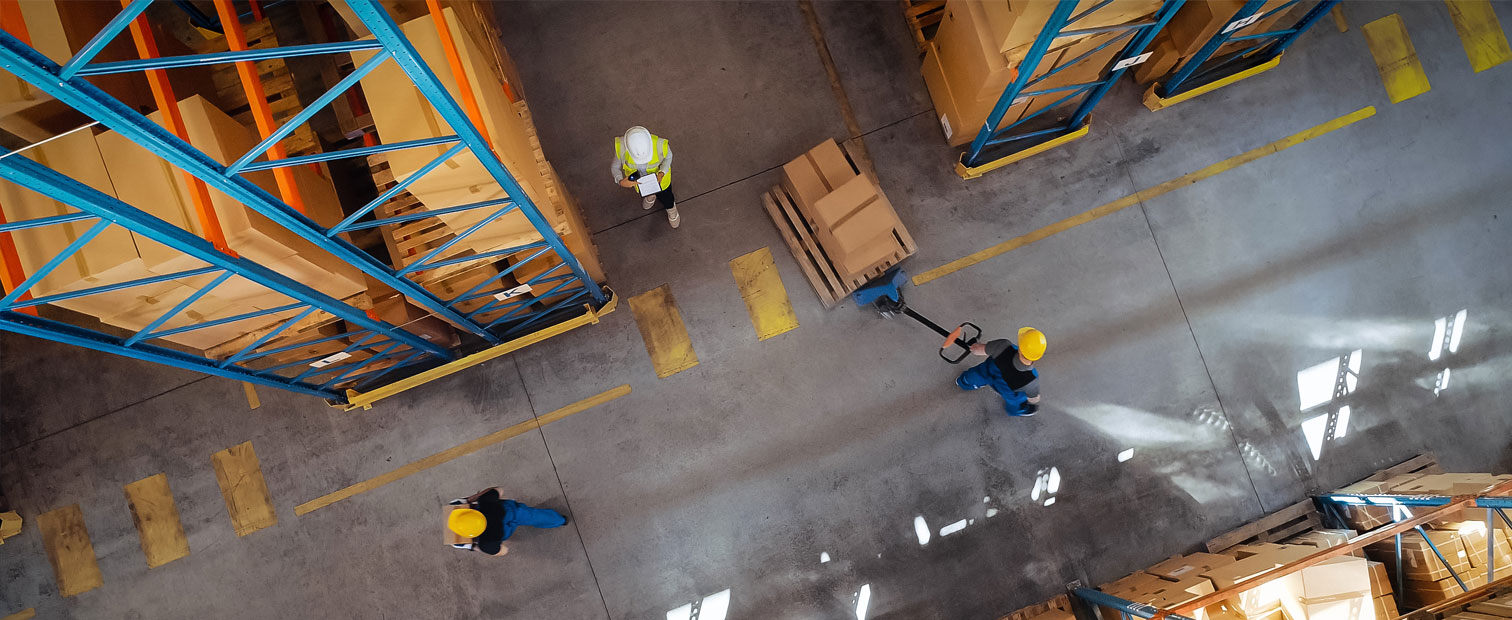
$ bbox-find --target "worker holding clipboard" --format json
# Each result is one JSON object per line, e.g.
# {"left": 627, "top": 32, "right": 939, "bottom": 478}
{"left": 611, "top": 126, "right": 680, "bottom": 228}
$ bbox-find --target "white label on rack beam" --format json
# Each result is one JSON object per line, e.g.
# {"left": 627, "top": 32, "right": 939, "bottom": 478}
{"left": 1222, "top": 14, "right": 1262, "bottom": 34}
{"left": 494, "top": 284, "right": 533, "bottom": 301}
{"left": 939, "top": 114, "right": 952, "bottom": 139}
{"left": 1113, "top": 52, "right": 1153, "bottom": 71}
{"left": 309, "top": 351, "right": 351, "bottom": 368}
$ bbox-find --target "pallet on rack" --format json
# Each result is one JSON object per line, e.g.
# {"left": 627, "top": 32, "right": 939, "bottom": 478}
{"left": 762, "top": 185, "right": 915, "bottom": 308}
{"left": 1205, "top": 453, "right": 1441, "bottom": 553}
{"left": 902, "top": 0, "right": 946, "bottom": 53}
{"left": 996, "top": 593, "right": 1071, "bottom": 620}
{"left": 207, "top": 19, "right": 320, "bottom": 156}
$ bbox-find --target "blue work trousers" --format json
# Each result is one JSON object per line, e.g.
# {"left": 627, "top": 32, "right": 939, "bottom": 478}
{"left": 500, "top": 500, "right": 568, "bottom": 540}
{"left": 956, "top": 359, "right": 1033, "bottom": 416}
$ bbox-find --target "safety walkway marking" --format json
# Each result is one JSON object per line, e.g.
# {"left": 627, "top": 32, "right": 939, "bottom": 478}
{"left": 730, "top": 247, "right": 799, "bottom": 341}
{"left": 913, "top": 107, "right": 1377, "bottom": 286}
{"left": 243, "top": 382, "right": 260, "bottom": 410}
{"left": 36, "top": 504, "right": 102, "bottom": 597}
{"left": 1362, "top": 14, "right": 1432, "bottom": 103}
{"left": 295, "top": 384, "right": 631, "bottom": 516}
{"left": 2, "top": 609, "right": 35, "bottom": 620}
{"left": 628, "top": 285, "right": 700, "bottom": 378}
{"left": 123, "top": 473, "right": 190, "bottom": 568}
{"left": 211, "top": 441, "right": 277, "bottom": 536}
{"left": 1444, "top": 0, "right": 1512, "bottom": 72}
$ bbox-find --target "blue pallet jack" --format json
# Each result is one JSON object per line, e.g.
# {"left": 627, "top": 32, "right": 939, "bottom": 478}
{"left": 853, "top": 268, "right": 981, "bottom": 364}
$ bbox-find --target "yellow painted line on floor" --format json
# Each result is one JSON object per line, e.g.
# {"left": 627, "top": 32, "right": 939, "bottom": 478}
{"left": 36, "top": 504, "right": 102, "bottom": 597}
{"left": 2, "top": 609, "right": 36, "bottom": 620}
{"left": 730, "top": 247, "right": 799, "bottom": 341}
{"left": 1332, "top": 4, "right": 1348, "bottom": 32}
{"left": 211, "top": 441, "right": 277, "bottom": 536}
{"left": 123, "top": 473, "right": 190, "bottom": 568}
{"left": 913, "top": 107, "right": 1377, "bottom": 286}
{"left": 243, "top": 382, "right": 260, "bottom": 410}
{"left": 628, "top": 285, "right": 699, "bottom": 378}
{"left": 1444, "top": 0, "right": 1512, "bottom": 72}
{"left": 1362, "top": 14, "right": 1432, "bottom": 103}
{"left": 295, "top": 384, "right": 630, "bottom": 516}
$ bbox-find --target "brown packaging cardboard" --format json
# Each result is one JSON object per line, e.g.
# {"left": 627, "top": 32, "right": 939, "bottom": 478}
{"left": 1373, "top": 594, "right": 1400, "bottom": 620}
{"left": 781, "top": 139, "right": 859, "bottom": 212}
{"left": 1147, "top": 553, "right": 1238, "bottom": 580}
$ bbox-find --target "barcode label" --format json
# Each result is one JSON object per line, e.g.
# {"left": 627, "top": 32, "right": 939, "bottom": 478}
{"left": 1222, "top": 14, "right": 1262, "bottom": 34}
{"left": 309, "top": 351, "right": 351, "bottom": 368}
{"left": 494, "top": 284, "right": 533, "bottom": 301}
{"left": 1113, "top": 52, "right": 1153, "bottom": 71}
{"left": 939, "top": 114, "right": 952, "bottom": 139}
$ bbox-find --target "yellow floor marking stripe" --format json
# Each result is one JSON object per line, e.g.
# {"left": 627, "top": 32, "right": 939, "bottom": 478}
{"left": 123, "top": 473, "right": 190, "bottom": 568}
{"left": 296, "top": 384, "right": 630, "bottom": 516}
{"left": 1144, "top": 56, "right": 1281, "bottom": 111}
{"left": 243, "top": 382, "right": 260, "bottom": 410}
{"left": 730, "top": 247, "right": 799, "bottom": 341}
{"left": 36, "top": 504, "right": 102, "bottom": 597}
{"left": 956, "top": 124, "right": 1090, "bottom": 179}
{"left": 913, "top": 107, "right": 1377, "bottom": 286}
{"left": 1444, "top": 0, "right": 1512, "bottom": 72}
{"left": 211, "top": 441, "right": 277, "bottom": 536}
{"left": 1362, "top": 14, "right": 1432, "bottom": 103}
{"left": 2, "top": 609, "right": 36, "bottom": 620}
{"left": 628, "top": 285, "right": 699, "bottom": 378}
{"left": 1332, "top": 5, "right": 1348, "bottom": 32}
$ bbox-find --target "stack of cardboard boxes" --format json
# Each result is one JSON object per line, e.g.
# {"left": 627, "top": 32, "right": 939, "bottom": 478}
{"left": 1130, "top": 0, "right": 1300, "bottom": 86}
{"left": 920, "top": 0, "right": 1164, "bottom": 145}
{"left": 1095, "top": 537, "right": 1398, "bottom": 620}
{"left": 768, "top": 139, "right": 914, "bottom": 305}
{"left": 1443, "top": 591, "right": 1512, "bottom": 620}
{"left": 1337, "top": 473, "right": 1512, "bottom": 608}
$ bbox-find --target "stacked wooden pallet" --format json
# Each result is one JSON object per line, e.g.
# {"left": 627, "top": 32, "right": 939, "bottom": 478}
{"left": 202, "top": 18, "right": 321, "bottom": 156}
{"left": 1130, "top": 0, "right": 1302, "bottom": 86}
{"left": 763, "top": 139, "right": 916, "bottom": 308}
{"left": 919, "top": 0, "right": 1164, "bottom": 146}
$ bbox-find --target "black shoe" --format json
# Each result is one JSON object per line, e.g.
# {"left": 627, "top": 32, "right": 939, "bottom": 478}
{"left": 447, "top": 498, "right": 466, "bottom": 506}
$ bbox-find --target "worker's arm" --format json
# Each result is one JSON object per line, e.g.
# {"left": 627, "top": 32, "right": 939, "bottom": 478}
{"left": 970, "top": 339, "right": 1011, "bottom": 357}
{"left": 655, "top": 145, "right": 672, "bottom": 182}
{"left": 611, "top": 153, "right": 633, "bottom": 187}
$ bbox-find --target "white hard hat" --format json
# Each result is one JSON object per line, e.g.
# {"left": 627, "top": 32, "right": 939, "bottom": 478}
{"left": 624, "top": 126, "right": 653, "bottom": 163}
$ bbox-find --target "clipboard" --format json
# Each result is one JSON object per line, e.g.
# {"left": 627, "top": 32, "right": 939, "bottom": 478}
{"left": 636, "top": 174, "right": 661, "bottom": 197}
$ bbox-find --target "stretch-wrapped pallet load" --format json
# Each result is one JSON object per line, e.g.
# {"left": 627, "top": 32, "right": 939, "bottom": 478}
{"left": 920, "top": 0, "right": 1163, "bottom": 145}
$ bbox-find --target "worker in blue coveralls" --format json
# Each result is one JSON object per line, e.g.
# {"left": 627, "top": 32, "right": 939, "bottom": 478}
{"left": 957, "top": 327, "right": 1045, "bottom": 417}
{"left": 446, "top": 487, "right": 567, "bottom": 556}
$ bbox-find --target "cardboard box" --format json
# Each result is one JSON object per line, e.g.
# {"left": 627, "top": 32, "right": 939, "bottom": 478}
{"left": 1451, "top": 522, "right": 1512, "bottom": 568}
{"left": 1405, "top": 565, "right": 1488, "bottom": 607}
{"left": 1164, "top": 0, "right": 1245, "bottom": 58}
{"left": 1133, "top": 33, "right": 1181, "bottom": 85}
{"left": 1373, "top": 594, "right": 1400, "bottom": 620}
{"left": 933, "top": 1, "right": 1018, "bottom": 103}
{"left": 1148, "top": 553, "right": 1238, "bottom": 580}
{"left": 1466, "top": 601, "right": 1512, "bottom": 617}
{"left": 1390, "top": 474, "right": 1512, "bottom": 496}
{"left": 368, "top": 295, "right": 459, "bottom": 349}
{"left": 920, "top": 42, "right": 1029, "bottom": 146}
{"left": 1368, "top": 529, "right": 1472, "bottom": 581}
{"left": 1366, "top": 561, "right": 1392, "bottom": 596}
{"left": 1290, "top": 594, "right": 1376, "bottom": 620}
{"left": 1203, "top": 554, "right": 1302, "bottom": 617}
{"left": 994, "top": 0, "right": 1164, "bottom": 63}
{"left": 781, "top": 139, "right": 859, "bottom": 210}
{"left": 1293, "top": 555, "right": 1372, "bottom": 601}
{"left": 1205, "top": 601, "right": 1288, "bottom": 620}
{"left": 808, "top": 176, "right": 903, "bottom": 275}
{"left": 1335, "top": 480, "right": 1398, "bottom": 531}
{"left": 1285, "top": 529, "right": 1355, "bottom": 550}
{"left": 1101, "top": 570, "right": 1168, "bottom": 596}
{"left": 1023, "top": 608, "right": 1075, "bottom": 620}
{"left": 1230, "top": 543, "right": 1315, "bottom": 563}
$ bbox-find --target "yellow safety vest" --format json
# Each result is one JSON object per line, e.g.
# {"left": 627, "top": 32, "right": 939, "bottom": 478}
{"left": 616, "top": 135, "right": 671, "bottom": 190}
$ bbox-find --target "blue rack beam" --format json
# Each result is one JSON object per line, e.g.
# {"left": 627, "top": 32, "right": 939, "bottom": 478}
{"left": 959, "top": 0, "right": 1185, "bottom": 176}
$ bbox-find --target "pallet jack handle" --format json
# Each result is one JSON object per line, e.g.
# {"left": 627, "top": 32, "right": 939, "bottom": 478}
{"left": 853, "top": 268, "right": 981, "bottom": 364}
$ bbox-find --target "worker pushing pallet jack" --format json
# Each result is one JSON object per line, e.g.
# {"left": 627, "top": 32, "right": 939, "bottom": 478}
{"left": 854, "top": 268, "right": 1045, "bottom": 417}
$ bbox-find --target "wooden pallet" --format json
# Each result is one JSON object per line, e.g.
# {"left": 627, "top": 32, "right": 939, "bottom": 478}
{"left": 996, "top": 594, "right": 1071, "bottom": 620}
{"left": 762, "top": 185, "right": 916, "bottom": 308}
{"left": 902, "top": 0, "right": 946, "bottom": 53}
{"left": 207, "top": 19, "right": 320, "bottom": 156}
{"left": 1204, "top": 453, "right": 1442, "bottom": 553}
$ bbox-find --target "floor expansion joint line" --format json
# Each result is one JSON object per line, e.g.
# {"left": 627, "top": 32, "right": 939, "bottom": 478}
{"left": 911, "top": 106, "right": 1378, "bottom": 286}
{"left": 292, "top": 384, "right": 632, "bottom": 516}
{"left": 510, "top": 357, "right": 613, "bottom": 620}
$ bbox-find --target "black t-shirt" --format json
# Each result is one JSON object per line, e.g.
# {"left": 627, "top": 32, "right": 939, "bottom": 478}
{"left": 473, "top": 489, "right": 509, "bottom": 555}
{"left": 989, "top": 342, "right": 1040, "bottom": 395}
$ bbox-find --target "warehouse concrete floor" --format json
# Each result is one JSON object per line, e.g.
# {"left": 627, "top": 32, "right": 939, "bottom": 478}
{"left": 3, "top": 1, "right": 1511, "bottom": 618}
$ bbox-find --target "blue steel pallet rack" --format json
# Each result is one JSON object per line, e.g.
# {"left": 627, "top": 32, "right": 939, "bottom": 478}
{"left": 1070, "top": 482, "right": 1512, "bottom": 618}
{"left": 1143, "top": 0, "right": 1339, "bottom": 110}
{"left": 958, "top": 0, "right": 1185, "bottom": 179}
{"left": 0, "top": 0, "right": 608, "bottom": 407}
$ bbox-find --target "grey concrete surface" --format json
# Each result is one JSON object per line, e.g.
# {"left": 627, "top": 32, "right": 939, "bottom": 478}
{"left": 2, "top": 1, "right": 1511, "bottom": 618}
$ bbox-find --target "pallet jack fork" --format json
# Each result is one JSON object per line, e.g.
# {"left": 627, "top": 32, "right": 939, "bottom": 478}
{"left": 853, "top": 268, "right": 980, "bottom": 364}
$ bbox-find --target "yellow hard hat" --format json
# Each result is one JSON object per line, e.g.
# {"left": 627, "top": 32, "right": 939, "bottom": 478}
{"left": 1018, "top": 327, "right": 1046, "bottom": 361}
{"left": 448, "top": 507, "right": 487, "bottom": 538}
